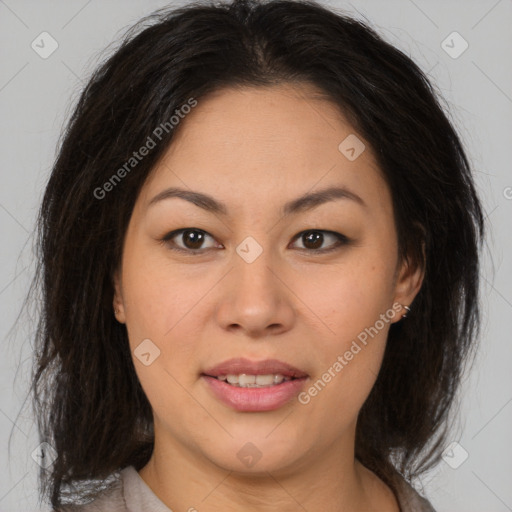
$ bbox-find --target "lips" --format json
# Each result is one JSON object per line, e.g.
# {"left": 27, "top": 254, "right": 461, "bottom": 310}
{"left": 202, "top": 357, "right": 309, "bottom": 379}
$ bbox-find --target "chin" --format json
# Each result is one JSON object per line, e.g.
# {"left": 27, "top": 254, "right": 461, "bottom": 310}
{"left": 201, "top": 435, "right": 304, "bottom": 475}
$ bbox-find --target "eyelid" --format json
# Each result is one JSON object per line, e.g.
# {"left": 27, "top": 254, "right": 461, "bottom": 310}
{"left": 160, "top": 228, "right": 350, "bottom": 254}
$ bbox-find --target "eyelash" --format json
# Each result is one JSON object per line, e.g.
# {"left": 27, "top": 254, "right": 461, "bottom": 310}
{"left": 160, "top": 228, "right": 350, "bottom": 255}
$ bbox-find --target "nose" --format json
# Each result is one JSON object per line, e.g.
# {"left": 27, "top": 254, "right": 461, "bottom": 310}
{"left": 214, "top": 244, "right": 296, "bottom": 338}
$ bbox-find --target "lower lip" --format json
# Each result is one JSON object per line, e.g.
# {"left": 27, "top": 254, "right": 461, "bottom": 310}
{"left": 202, "top": 375, "right": 308, "bottom": 412}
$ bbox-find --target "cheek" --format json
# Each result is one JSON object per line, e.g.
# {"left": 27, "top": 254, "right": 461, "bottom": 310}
{"left": 296, "top": 256, "right": 396, "bottom": 347}
{"left": 298, "top": 281, "right": 393, "bottom": 438}
{"left": 119, "top": 251, "right": 213, "bottom": 405}
{"left": 293, "top": 253, "right": 395, "bottom": 406}
{"left": 120, "top": 258, "right": 206, "bottom": 416}
{"left": 121, "top": 246, "right": 204, "bottom": 342}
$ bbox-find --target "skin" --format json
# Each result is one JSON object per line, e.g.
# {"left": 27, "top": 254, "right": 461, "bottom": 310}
{"left": 113, "top": 83, "right": 424, "bottom": 512}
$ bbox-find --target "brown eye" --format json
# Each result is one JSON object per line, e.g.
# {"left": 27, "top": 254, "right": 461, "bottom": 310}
{"left": 161, "top": 228, "right": 349, "bottom": 255}
{"left": 162, "top": 228, "right": 219, "bottom": 253}
{"left": 291, "top": 230, "right": 349, "bottom": 253}
{"left": 302, "top": 231, "right": 324, "bottom": 250}
{"left": 180, "top": 229, "right": 207, "bottom": 250}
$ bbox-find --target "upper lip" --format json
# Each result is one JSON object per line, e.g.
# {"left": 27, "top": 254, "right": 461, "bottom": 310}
{"left": 202, "top": 358, "right": 308, "bottom": 378}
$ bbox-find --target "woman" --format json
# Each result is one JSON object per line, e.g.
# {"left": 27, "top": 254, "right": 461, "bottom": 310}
{"left": 31, "top": 0, "right": 485, "bottom": 510}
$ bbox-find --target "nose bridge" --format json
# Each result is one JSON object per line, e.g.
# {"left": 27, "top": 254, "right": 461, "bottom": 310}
{"left": 234, "top": 234, "right": 281, "bottom": 302}
{"left": 214, "top": 233, "right": 294, "bottom": 335}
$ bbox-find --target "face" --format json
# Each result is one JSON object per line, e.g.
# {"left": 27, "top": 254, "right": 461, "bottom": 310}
{"left": 113, "top": 83, "right": 423, "bottom": 476}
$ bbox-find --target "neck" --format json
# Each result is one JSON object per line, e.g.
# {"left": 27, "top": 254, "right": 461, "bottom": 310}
{"left": 138, "top": 423, "right": 399, "bottom": 512}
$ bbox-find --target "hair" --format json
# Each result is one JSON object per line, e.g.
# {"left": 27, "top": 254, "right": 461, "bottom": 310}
{"left": 29, "top": 0, "right": 485, "bottom": 509}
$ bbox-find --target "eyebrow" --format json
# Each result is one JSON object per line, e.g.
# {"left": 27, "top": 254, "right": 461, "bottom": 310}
{"left": 148, "top": 185, "right": 366, "bottom": 217}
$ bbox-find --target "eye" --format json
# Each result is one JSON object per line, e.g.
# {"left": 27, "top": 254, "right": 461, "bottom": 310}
{"left": 161, "top": 228, "right": 219, "bottom": 254}
{"left": 160, "top": 228, "right": 350, "bottom": 254}
{"left": 290, "top": 230, "right": 350, "bottom": 253}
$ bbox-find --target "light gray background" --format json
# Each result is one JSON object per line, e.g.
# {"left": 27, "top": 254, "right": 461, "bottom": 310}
{"left": 1, "top": 1, "right": 511, "bottom": 511}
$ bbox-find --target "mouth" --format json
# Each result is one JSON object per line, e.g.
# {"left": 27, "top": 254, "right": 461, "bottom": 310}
{"left": 207, "top": 373, "right": 299, "bottom": 388}
{"left": 201, "top": 358, "right": 309, "bottom": 411}
{"left": 202, "top": 357, "right": 308, "bottom": 385}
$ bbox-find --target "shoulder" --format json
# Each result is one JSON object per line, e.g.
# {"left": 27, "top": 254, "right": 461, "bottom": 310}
{"left": 56, "top": 471, "right": 127, "bottom": 512}
{"left": 391, "top": 473, "right": 437, "bottom": 512}
{"left": 56, "top": 465, "right": 172, "bottom": 512}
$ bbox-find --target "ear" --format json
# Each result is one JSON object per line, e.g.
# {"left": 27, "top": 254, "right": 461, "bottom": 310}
{"left": 391, "top": 242, "right": 425, "bottom": 323}
{"left": 113, "top": 269, "right": 126, "bottom": 324}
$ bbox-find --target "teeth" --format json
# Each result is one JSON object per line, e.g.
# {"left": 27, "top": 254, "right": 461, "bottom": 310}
{"left": 219, "top": 374, "right": 292, "bottom": 387}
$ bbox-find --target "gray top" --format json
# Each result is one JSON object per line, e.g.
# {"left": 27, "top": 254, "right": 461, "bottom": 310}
{"left": 59, "top": 465, "right": 436, "bottom": 512}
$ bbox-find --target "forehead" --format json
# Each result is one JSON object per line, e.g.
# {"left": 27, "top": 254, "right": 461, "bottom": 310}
{"left": 139, "top": 84, "right": 390, "bottom": 216}
{"left": 166, "top": 83, "right": 354, "bottom": 163}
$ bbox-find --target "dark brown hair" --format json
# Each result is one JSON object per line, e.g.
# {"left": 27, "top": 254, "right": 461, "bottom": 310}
{"left": 28, "top": 0, "right": 485, "bottom": 508}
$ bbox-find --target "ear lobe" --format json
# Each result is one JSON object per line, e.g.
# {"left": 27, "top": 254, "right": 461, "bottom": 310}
{"left": 112, "top": 271, "right": 126, "bottom": 324}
